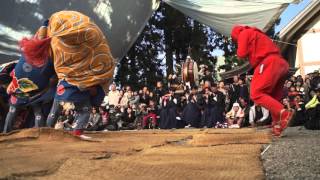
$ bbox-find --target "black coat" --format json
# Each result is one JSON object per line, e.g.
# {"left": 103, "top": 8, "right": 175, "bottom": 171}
{"left": 211, "top": 91, "right": 226, "bottom": 124}
{"left": 182, "top": 94, "right": 201, "bottom": 128}
{"left": 159, "top": 96, "right": 177, "bottom": 129}
{"left": 229, "top": 83, "right": 240, "bottom": 105}
{"left": 201, "top": 94, "right": 215, "bottom": 128}
{"left": 305, "top": 104, "right": 320, "bottom": 130}
{"left": 139, "top": 93, "right": 150, "bottom": 104}
{"left": 154, "top": 88, "right": 166, "bottom": 105}
{"left": 239, "top": 84, "right": 249, "bottom": 101}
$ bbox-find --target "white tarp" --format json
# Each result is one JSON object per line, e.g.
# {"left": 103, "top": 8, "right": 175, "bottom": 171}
{"left": 0, "top": 0, "right": 297, "bottom": 64}
{"left": 164, "top": 0, "right": 297, "bottom": 36}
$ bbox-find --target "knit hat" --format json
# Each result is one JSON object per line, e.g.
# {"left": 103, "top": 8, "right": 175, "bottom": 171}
{"left": 232, "top": 102, "right": 240, "bottom": 107}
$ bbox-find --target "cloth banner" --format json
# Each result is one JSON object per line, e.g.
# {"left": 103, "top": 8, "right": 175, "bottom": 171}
{"left": 164, "top": 0, "right": 298, "bottom": 36}
{"left": 0, "top": 0, "right": 298, "bottom": 64}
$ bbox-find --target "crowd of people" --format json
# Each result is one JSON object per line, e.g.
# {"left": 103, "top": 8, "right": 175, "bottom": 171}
{"left": 0, "top": 12, "right": 318, "bottom": 139}
{"left": 0, "top": 65, "right": 319, "bottom": 133}
{"left": 53, "top": 70, "right": 320, "bottom": 132}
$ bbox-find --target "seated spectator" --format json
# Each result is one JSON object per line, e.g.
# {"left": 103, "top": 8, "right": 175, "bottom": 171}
{"left": 295, "top": 80, "right": 304, "bottom": 95}
{"left": 282, "top": 97, "right": 292, "bottom": 110}
{"left": 183, "top": 86, "right": 201, "bottom": 128}
{"left": 99, "top": 106, "right": 109, "bottom": 130}
{"left": 55, "top": 110, "right": 75, "bottom": 130}
{"left": 120, "top": 107, "right": 135, "bottom": 130}
{"left": 149, "top": 91, "right": 154, "bottom": 100}
{"left": 116, "top": 107, "right": 126, "bottom": 129}
{"left": 173, "top": 91, "right": 185, "bottom": 128}
{"left": 201, "top": 87, "right": 215, "bottom": 128}
{"left": 283, "top": 80, "right": 293, "bottom": 97}
{"left": 226, "top": 103, "right": 244, "bottom": 128}
{"left": 304, "top": 75, "right": 312, "bottom": 102}
{"left": 202, "top": 69, "right": 214, "bottom": 83}
{"left": 154, "top": 81, "right": 166, "bottom": 104}
{"left": 105, "top": 106, "right": 121, "bottom": 131}
{"left": 289, "top": 75, "right": 297, "bottom": 83}
{"left": 203, "top": 80, "right": 211, "bottom": 89}
{"left": 127, "top": 90, "right": 135, "bottom": 107}
{"left": 239, "top": 97, "right": 250, "bottom": 127}
{"left": 108, "top": 83, "right": 120, "bottom": 107}
{"left": 228, "top": 76, "right": 240, "bottom": 109}
{"left": 159, "top": 89, "right": 178, "bottom": 129}
{"left": 310, "top": 70, "right": 320, "bottom": 91}
{"left": 249, "top": 104, "right": 270, "bottom": 127}
{"left": 211, "top": 83, "right": 226, "bottom": 126}
{"left": 218, "top": 81, "right": 227, "bottom": 96}
{"left": 143, "top": 100, "right": 158, "bottom": 129}
{"left": 125, "top": 85, "right": 132, "bottom": 92}
{"left": 290, "top": 95, "right": 306, "bottom": 126}
{"left": 288, "top": 86, "right": 299, "bottom": 106}
{"left": 118, "top": 90, "right": 129, "bottom": 108}
{"left": 86, "top": 107, "right": 102, "bottom": 131}
{"left": 304, "top": 84, "right": 320, "bottom": 130}
{"left": 239, "top": 78, "right": 249, "bottom": 102}
{"left": 134, "top": 103, "right": 148, "bottom": 129}
{"left": 223, "top": 84, "right": 231, "bottom": 112}
{"left": 139, "top": 86, "right": 150, "bottom": 104}
{"left": 133, "top": 91, "right": 140, "bottom": 104}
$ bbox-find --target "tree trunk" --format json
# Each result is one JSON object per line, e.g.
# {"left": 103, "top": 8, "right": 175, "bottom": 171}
{"left": 164, "top": 29, "right": 174, "bottom": 76}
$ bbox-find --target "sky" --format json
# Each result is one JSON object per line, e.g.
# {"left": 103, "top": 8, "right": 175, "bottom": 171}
{"left": 275, "top": 0, "right": 313, "bottom": 32}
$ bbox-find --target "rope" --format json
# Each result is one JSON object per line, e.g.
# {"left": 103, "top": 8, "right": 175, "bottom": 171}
{"left": 261, "top": 144, "right": 271, "bottom": 156}
{"left": 272, "top": 39, "right": 297, "bottom": 46}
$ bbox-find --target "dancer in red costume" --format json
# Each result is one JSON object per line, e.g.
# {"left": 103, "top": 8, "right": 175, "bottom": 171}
{"left": 231, "top": 25, "right": 294, "bottom": 137}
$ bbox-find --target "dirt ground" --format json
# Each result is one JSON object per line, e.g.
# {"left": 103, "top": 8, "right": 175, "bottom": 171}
{"left": 0, "top": 128, "right": 271, "bottom": 180}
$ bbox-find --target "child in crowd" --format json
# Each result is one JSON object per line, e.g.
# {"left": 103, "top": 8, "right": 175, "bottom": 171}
{"left": 143, "top": 100, "right": 159, "bottom": 129}
{"left": 226, "top": 103, "right": 244, "bottom": 128}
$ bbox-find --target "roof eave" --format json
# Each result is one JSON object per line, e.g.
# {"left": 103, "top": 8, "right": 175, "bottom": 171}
{"left": 279, "top": 0, "right": 320, "bottom": 51}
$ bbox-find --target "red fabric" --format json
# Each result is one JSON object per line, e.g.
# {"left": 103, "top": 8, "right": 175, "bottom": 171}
{"left": 143, "top": 113, "right": 157, "bottom": 128}
{"left": 7, "top": 71, "right": 18, "bottom": 94}
{"left": 232, "top": 25, "right": 289, "bottom": 124}
{"left": 280, "top": 109, "right": 294, "bottom": 129}
{"left": 73, "top": 129, "right": 82, "bottom": 136}
{"left": 231, "top": 25, "right": 280, "bottom": 69}
{"left": 19, "top": 37, "right": 51, "bottom": 67}
{"left": 250, "top": 55, "right": 289, "bottom": 124}
{"left": 272, "top": 124, "right": 282, "bottom": 137}
{"left": 288, "top": 91, "right": 299, "bottom": 106}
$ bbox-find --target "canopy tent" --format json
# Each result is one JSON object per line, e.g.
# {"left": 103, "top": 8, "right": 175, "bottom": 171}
{"left": 0, "top": 0, "right": 298, "bottom": 64}
{"left": 164, "top": 0, "right": 298, "bottom": 35}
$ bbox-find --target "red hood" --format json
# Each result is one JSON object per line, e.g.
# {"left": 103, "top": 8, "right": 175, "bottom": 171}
{"left": 231, "top": 25, "right": 247, "bottom": 41}
{"left": 231, "top": 25, "right": 262, "bottom": 41}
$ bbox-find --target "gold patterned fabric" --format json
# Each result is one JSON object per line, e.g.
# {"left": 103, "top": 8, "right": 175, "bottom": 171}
{"left": 46, "top": 11, "right": 115, "bottom": 90}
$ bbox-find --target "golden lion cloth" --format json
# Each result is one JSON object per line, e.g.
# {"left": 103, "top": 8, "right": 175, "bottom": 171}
{"left": 47, "top": 11, "right": 115, "bottom": 89}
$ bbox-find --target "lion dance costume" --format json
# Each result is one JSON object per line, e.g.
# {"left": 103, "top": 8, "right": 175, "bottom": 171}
{"left": 17, "top": 11, "right": 115, "bottom": 136}
{"left": 231, "top": 25, "right": 294, "bottom": 137}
